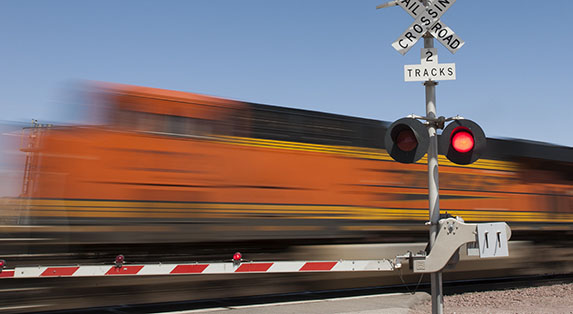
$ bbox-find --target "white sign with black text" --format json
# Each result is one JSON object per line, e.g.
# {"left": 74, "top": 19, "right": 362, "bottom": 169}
{"left": 404, "top": 48, "right": 456, "bottom": 82}
{"left": 395, "top": 0, "right": 464, "bottom": 55}
{"left": 392, "top": 0, "right": 463, "bottom": 55}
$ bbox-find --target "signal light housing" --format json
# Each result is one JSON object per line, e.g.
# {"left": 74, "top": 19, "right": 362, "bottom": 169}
{"left": 440, "top": 119, "right": 486, "bottom": 165}
{"left": 115, "top": 254, "right": 125, "bottom": 268}
{"left": 384, "top": 118, "right": 429, "bottom": 163}
{"left": 233, "top": 252, "right": 242, "bottom": 265}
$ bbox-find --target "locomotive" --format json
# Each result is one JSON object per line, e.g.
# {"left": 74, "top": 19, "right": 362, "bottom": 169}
{"left": 1, "top": 82, "right": 572, "bottom": 254}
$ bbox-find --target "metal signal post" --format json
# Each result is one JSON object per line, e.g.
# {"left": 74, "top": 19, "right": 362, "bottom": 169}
{"left": 423, "top": 31, "right": 443, "bottom": 314}
{"left": 378, "top": 0, "right": 466, "bottom": 312}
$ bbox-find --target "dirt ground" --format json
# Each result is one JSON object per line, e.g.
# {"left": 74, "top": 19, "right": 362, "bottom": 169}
{"left": 409, "top": 282, "right": 573, "bottom": 314}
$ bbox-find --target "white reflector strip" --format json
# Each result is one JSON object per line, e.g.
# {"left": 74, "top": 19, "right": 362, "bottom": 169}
{"left": 14, "top": 267, "right": 46, "bottom": 278}
{"left": 267, "top": 262, "right": 305, "bottom": 272}
{"left": 136, "top": 264, "right": 176, "bottom": 275}
{"left": 73, "top": 266, "right": 110, "bottom": 277}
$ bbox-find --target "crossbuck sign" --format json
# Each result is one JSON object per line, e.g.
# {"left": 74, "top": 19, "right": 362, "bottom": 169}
{"left": 392, "top": 0, "right": 464, "bottom": 55}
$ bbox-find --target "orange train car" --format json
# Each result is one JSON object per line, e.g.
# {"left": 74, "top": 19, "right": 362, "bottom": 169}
{"left": 4, "top": 82, "right": 573, "bottom": 249}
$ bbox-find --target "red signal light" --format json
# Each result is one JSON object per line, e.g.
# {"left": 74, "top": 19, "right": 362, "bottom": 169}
{"left": 384, "top": 118, "right": 429, "bottom": 164}
{"left": 233, "top": 252, "right": 242, "bottom": 262}
{"left": 0, "top": 260, "right": 5, "bottom": 268}
{"left": 396, "top": 129, "right": 417, "bottom": 152}
{"left": 451, "top": 130, "right": 474, "bottom": 153}
{"left": 440, "top": 119, "right": 485, "bottom": 165}
{"left": 115, "top": 254, "right": 125, "bottom": 267}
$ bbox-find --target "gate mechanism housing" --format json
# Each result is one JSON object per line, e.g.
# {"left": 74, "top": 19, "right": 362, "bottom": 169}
{"left": 396, "top": 218, "right": 511, "bottom": 273}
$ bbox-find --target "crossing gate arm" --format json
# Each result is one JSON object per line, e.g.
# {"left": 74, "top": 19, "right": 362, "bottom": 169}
{"left": 0, "top": 259, "right": 397, "bottom": 279}
{"left": 396, "top": 218, "right": 512, "bottom": 273}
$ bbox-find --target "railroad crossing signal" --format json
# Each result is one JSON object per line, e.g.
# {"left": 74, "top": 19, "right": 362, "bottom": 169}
{"left": 392, "top": 0, "right": 464, "bottom": 55}
{"left": 385, "top": 117, "right": 486, "bottom": 165}
{"left": 377, "top": 2, "right": 494, "bottom": 313}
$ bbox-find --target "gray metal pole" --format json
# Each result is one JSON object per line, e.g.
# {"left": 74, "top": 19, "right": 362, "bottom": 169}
{"left": 420, "top": 0, "right": 442, "bottom": 310}
{"left": 423, "top": 34, "right": 443, "bottom": 314}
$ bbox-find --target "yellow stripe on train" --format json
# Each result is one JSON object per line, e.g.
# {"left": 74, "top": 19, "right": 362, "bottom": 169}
{"left": 216, "top": 136, "right": 519, "bottom": 172}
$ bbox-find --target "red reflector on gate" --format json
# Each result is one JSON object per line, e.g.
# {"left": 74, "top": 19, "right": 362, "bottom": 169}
{"left": 41, "top": 267, "right": 79, "bottom": 277}
{"left": 299, "top": 262, "right": 337, "bottom": 271}
{"left": 170, "top": 264, "right": 209, "bottom": 274}
{"left": 0, "top": 270, "right": 14, "bottom": 278}
{"left": 235, "top": 263, "right": 273, "bottom": 272}
{"left": 115, "top": 254, "right": 124, "bottom": 265}
{"left": 105, "top": 265, "right": 144, "bottom": 275}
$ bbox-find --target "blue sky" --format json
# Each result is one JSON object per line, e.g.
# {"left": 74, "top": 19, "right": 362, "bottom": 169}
{"left": 1, "top": 1, "right": 572, "bottom": 146}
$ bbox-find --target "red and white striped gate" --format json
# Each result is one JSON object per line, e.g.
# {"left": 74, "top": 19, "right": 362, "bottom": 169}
{"left": 0, "top": 254, "right": 397, "bottom": 279}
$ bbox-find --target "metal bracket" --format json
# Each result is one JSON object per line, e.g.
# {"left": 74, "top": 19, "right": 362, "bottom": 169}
{"left": 375, "top": 1, "right": 397, "bottom": 10}
{"left": 404, "top": 114, "right": 465, "bottom": 129}
{"left": 396, "top": 218, "right": 511, "bottom": 273}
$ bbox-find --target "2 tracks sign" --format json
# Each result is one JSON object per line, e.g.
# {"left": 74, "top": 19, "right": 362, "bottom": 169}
{"left": 404, "top": 48, "right": 455, "bottom": 82}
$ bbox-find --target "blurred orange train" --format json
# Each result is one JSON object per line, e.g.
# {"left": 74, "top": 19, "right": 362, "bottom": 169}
{"left": 8, "top": 82, "right": 573, "bottom": 247}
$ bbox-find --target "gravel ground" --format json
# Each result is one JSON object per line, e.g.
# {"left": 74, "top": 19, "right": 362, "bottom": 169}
{"left": 409, "top": 282, "right": 573, "bottom": 314}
